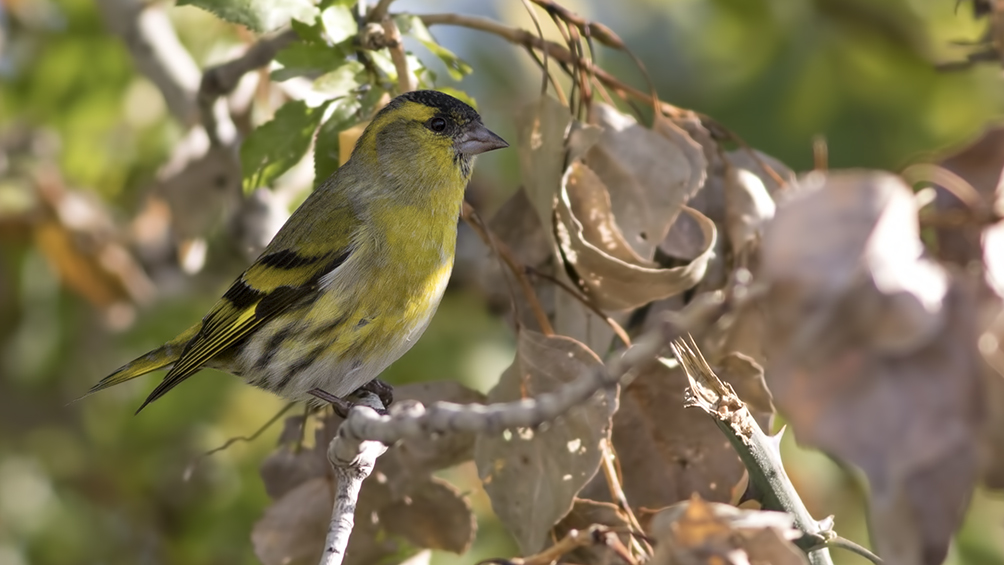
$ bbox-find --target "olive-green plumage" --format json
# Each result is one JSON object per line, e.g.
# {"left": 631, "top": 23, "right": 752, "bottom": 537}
{"left": 90, "top": 91, "right": 508, "bottom": 412}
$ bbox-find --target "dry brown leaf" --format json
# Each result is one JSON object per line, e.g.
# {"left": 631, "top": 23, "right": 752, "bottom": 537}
{"left": 551, "top": 499, "right": 633, "bottom": 565}
{"left": 647, "top": 495, "right": 805, "bottom": 565}
{"left": 585, "top": 104, "right": 707, "bottom": 258}
{"left": 253, "top": 473, "right": 472, "bottom": 565}
{"left": 373, "top": 476, "right": 476, "bottom": 554}
{"left": 555, "top": 162, "right": 717, "bottom": 311}
{"left": 932, "top": 125, "right": 1004, "bottom": 266}
{"left": 580, "top": 356, "right": 771, "bottom": 511}
{"left": 516, "top": 96, "right": 576, "bottom": 231}
{"left": 760, "top": 170, "right": 984, "bottom": 565}
{"left": 474, "top": 329, "right": 618, "bottom": 555}
{"left": 981, "top": 365, "right": 1004, "bottom": 489}
{"left": 252, "top": 477, "right": 337, "bottom": 565}
{"left": 377, "top": 381, "right": 486, "bottom": 495}
{"left": 724, "top": 163, "right": 776, "bottom": 261}
{"left": 256, "top": 381, "right": 483, "bottom": 563}
{"left": 726, "top": 149, "right": 795, "bottom": 197}
{"left": 477, "top": 186, "right": 556, "bottom": 330}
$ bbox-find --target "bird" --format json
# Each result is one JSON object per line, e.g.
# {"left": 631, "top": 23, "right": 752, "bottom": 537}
{"left": 88, "top": 90, "right": 508, "bottom": 413}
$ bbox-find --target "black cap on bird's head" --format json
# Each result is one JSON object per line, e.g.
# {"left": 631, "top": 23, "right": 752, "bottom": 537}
{"left": 386, "top": 90, "right": 508, "bottom": 156}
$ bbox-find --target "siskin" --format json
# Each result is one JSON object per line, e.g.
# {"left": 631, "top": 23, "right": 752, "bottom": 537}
{"left": 89, "top": 90, "right": 508, "bottom": 412}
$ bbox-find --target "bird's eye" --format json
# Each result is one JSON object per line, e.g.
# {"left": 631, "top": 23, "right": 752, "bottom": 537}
{"left": 429, "top": 117, "right": 447, "bottom": 132}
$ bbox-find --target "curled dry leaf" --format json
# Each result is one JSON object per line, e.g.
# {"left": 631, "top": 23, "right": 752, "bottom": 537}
{"left": 647, "top": 495, "right": 806, "bottom": 565}
{"left": 555, "top": 162, "right": 717, "bottom": 311}
{"left": 474, "top": 329, "right": 618, "bottom": 555}
{"left": 760, "top": 170, "right": 984, "bottom": 565}
{"left": 580, "top": 354, "right": 772, "bottom": 511}
{"left": 932, "top": 125, "right": 1004, "bottom": 266}
{"left": 514, "top": 96, "right": 622, "bottom": 353}
{"left": 585, "top": 103, "right": 707, "bottom": 258}
{"left": 255, "top": 381, "right": 483, "bottom": 564}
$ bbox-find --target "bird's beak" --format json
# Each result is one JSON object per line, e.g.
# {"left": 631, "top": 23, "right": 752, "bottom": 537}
{"left": 456, "top": 123, "right": 509, "bottom": 155}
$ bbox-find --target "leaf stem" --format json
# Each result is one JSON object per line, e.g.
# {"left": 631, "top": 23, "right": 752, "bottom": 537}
{"left": 462, "top": 201, "right": 556, "bottom": 336}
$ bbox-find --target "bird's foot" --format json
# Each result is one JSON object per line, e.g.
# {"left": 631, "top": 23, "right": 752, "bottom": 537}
{"left": 357, "top": 378, "right": 394, "bottom": 408}
{"left": 307, "top": 388, "right": 354, "bottom": 418}
{"left": 307, "top": 382, "right": 393, "bottom": 419}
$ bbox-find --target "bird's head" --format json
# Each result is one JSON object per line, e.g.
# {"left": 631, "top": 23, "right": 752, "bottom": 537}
{"left": 359, "top": 90, "right": 508, "bottom": 182}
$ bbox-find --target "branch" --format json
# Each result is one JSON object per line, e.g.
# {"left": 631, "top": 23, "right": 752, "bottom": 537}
{"left": 94, "top": 0, "right": 200, "bottom": 125}
{"left": 199, "top": 29, "right": 297, "bottom": 145}
{"left": 368, "top": 0, "right": 398, "bottom": 23}
{"left": 338, "top": 329, "right": 665, "bottom": 445}
{"left": 360, "top": 16, "right": 414, "bottom": 93}
{"left": 320, "top": 392, "right": 389, "bottom": 565}
{"left": 668, "top": 336, "right": 838, "bottom": 565}
{"left": 418, "top": 13, "right": 656, "bottom": 116}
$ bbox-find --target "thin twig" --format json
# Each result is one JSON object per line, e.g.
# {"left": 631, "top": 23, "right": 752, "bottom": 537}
{"left": 525, "top": 265, "right": 630, "bottom": 346}
{"left": 599, "top": 439, "right": 652, "bottom": 558}
{"left": 902, "top": 163, "right": 987, "bottom": 211}
{"left": 199, "top": 29, "right": 296, "bottom": 145}
{"left": 337, "top": 329, "right": 664, "bottom": 445}
{"left": 816, "top": 535, "right": 884, "bottom": 565}
{"left": 419, "top": 13, "right": 632, "bottom": 102}
{"left": 368, "top": 0, "right": 397, "bottom": 23}
{"left": 527, "top": 0, "right": 658, "bottom": 116}
{"left": 519, "top": 0, "right": 550, "bottom": 98}
{"left": 380, "top": 16, "right": 413, "bottom": 93}
{"left": 462, "top": 201, "right": 555, "bottom": 336}
{"left": 482, "top": 525, "right": 638, "bottom": 565}
{"left": 183, "top": 402, "right": 297, "bottom": 480}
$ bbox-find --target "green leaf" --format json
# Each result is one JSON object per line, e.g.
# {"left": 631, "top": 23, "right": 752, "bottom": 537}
{"left": 314, "top": 98, "right": 362, "bottom": 185}
{"left": 367, "top": 48, "right": 398, "bottom": 82}
{"left": 312, "top": 60, "right": 365, "bottom": 98}
{"left": 358, "top": 85, "right": 388, "bottom": 118}
{"left": 394, "top": 14, "right": 473, "bottom": 80}
{"left": 272, "top": 43, "right": 348, "bottom": 82}
{"left": 291, "top": 18, "right": 327, "bottom": 45}
{"left": 321, "top": 4, "right": 357, "bottom": 44}
{"left": 178, "top": 0, "right": 318, "bottom": 33}
{"left": 241, "top": 100, "right": 330, "bottom": 193}
{"left": 319, "top": 0, "right": 355, "bottom": 8}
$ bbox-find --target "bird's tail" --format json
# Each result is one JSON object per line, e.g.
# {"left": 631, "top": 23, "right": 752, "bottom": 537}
{"left": 84, "top": 323, "right": 201, "bottom": 396}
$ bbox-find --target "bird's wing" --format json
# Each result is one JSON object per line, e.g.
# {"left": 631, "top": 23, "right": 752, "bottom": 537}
{"left": 136, "top": 198, "right": 361, "bottom": 412}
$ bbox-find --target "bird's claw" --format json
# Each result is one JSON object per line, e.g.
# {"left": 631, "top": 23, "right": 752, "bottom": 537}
{"left": 308, "top": 381, "right": 393, "bottom": 419}
{"left": 358, "top": 378, "right": 394, "bottom": 408}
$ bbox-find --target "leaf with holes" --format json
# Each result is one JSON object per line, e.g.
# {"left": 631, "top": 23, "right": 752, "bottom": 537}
{"left": 474, "top": 329, "right": 617, "bottom": 555}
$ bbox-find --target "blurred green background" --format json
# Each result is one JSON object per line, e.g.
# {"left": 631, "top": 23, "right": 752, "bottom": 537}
{"left": 2, "top": 0, "right": 1004, "bottom": 564}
